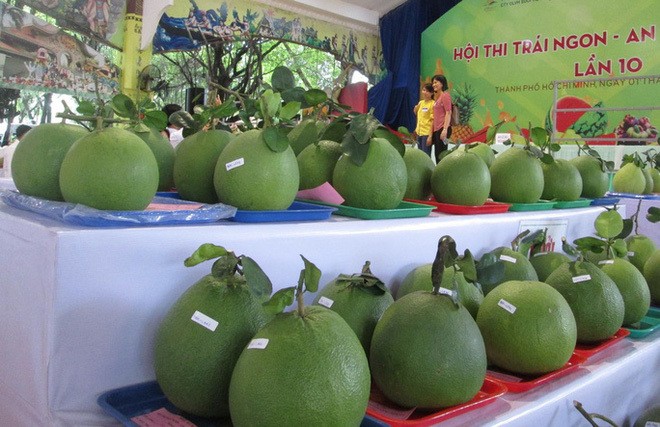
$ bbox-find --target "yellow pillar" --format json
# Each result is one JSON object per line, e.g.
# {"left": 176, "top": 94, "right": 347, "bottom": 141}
{"left": 120, "top": 0, "right": 152, "bottom": 100}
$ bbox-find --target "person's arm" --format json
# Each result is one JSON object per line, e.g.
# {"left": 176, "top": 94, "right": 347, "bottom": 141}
{"left": 413, "top": 101, "right": 420, "bottom": 114}
{"left": 441, "top": 93, "right": 452, "bottom": 140}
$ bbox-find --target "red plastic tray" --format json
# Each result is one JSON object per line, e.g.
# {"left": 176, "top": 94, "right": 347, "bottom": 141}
{"left": 404, "top": 198, "right": 511, "bottom": 215}
{"left": 573, "top": 328, "right": 630, "bottom": 359}
{"left": 365, "top": 377, "right": 507, "bottom": 426}
{"left": 485, "top": 352, "right": 587, "bottom": 393}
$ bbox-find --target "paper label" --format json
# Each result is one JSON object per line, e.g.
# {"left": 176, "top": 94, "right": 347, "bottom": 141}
{"left": 644, "top": 422, "right": 660, "bottom": 427}
{"left": 572, "top": 275, "right": 591, "bottom": 283}
{"left": 532, "top": 252, "right": 550, "bottom": 257}
{"left": 247, "top": 338, "right": 269, "bottom": 350}
{"left": 498, "top": 299, "right": 517, "bottom": 314}
{"left": 598, "top": 260, "right": 615, "bottom": 265}
{"left": 191, "top": 310, "right": 218, "bottom": 332}
{"left": 627, "top": 251, "right": 635, "bottom": 257}
{"left": 225, "top": 158, "right": 244, "bottom": 171}
{"left": 495, "top": 132, "right": 511, "bottom": 144}
{"left": 499, "top": 254, "right": 517, "bottom": 263}
{"left": 131, "top": 408, "right": 197, "bottom": 427}
{"left": 318, "top": 296, "right": 334, "bottom": 308}
{"left": 437, "top": 287, "right": 456, "bottom": 298}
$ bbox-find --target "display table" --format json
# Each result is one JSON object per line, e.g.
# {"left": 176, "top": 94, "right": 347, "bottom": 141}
{"left": 0, "top": 200, "right": 654, "bottom": 426}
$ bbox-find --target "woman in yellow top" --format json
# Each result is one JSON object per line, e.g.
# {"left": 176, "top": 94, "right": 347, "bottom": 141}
{"left": 413, "top": 83, "right": 434, "bottom": 157}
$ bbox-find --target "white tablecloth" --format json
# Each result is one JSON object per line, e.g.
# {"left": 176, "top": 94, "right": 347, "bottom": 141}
{"left": 0, "top": 200, "right": 655, "bottom": 426}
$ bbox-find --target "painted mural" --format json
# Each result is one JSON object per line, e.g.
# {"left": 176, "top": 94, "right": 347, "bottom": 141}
{"left": 14, "top": 0, "right": 125, "bottom": 49}
{"left": 0, "top": 2, "right": 119, "bottom": 95}
{"left": 154, "top": 0, "right": 385, "bottom": 82}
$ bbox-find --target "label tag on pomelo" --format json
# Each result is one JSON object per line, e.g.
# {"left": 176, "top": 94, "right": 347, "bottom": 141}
{"left": 598, "top": 260, "right": 615, "bottom": 265}
{"left": 318, "top": 296, "right": 334, "bottom": 308}
{"left": 495, "top": 133, "right": 511, "bottom": 144}
{"left": 572, "top": 275, "right": 591, "bottom": 283}
{"left": 499, "top": 254, "right": 517, "bottom": 263}
{"left": 627, "top": 251, "right": 635, "bottom": 257}
{"left": 225, "top": 158, "right": 245, "bottom": 171}
{"left": 247, "top": 338, "right": 269, "bottom": 350}
{"left": 533, "top": 252, "right": 550, "bottom": 257}
{"left": 191, "top": 310, "right": 218, "bottom": 332}
{"left": 437, "top": 287, "right": 456, "bottom": 298}
{"left": 644, "top": 421, "right": 660, "bottom": 427}
{"left": 498, "top": 299, "right": 517, "bottom": 314}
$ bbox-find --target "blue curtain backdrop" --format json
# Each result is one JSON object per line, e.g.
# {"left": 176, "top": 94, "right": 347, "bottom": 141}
{"left": 368, "top": 0, "right": 460, "bottom": 131}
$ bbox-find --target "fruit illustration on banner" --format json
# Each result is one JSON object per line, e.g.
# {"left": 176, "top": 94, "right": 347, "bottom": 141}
{"left": 451, "top": 82, "right": 478, "bottom": 141}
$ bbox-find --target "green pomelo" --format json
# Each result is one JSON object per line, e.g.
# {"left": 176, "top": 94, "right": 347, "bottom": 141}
{"left": 432, "top": 149, "right": 491, "bottom": 206}
{"left": 215, "top": 129, "right": 300, "bottom": 210}
{"left": 476, "top": 280, "right": 577, "bottom": 375}
{"left": 529, "top": 251, "right": 572, "bottom": 282}
{"left": 612, "top": 163, "right": 646, "bottom": 194}
{"left": 643, "top": 250, "right": 660, "bottom": 305}
{"left": 599, "top": 258, "right": 651, "bottom": 326}
{"left": 296, "top": 140, "right": 342, "bottom": 190}
{"left": 541, "top": 159, "right": 583, "bottom": 201}
{"left": 370, "top": 292, "right": 487, "bottom": 409}
{"left": 468, "top": 142, "right": 495, "bottom": 168}
{"left": 312, "top": 271, "right": 394, "bottom": 355}
{"left": 478, "top": 247, "right": 539, "bottom": 295}
{"left": 59, "top": 127, "right": 158, "bottom": 210}
{"left": 372, "top": 127, "right": 406, "bottom": 157}
{"left": 174, "top": 129, "right": 233, "bottom": 203}
{"left": 154, "top": 275, "right": 270, "bottom": 418}
{"left": 651, "top": 168, "right": 660, "bottom": 193}
{"left": 11, "top": 123, "right": 88, "bottom": 201}
{"left": 395, "top": 264, "right": 483, "bottom": 318}
{"left": 546, "top": 261, "right": 624, "bottom": 343}
{"left": 332, "top": 137, "right": 407, "bottom": 210}
{"left": 287, "top": 119, "right": 319, "bottom": 155}
{"left": 489, "top": 147, "right": 544, "bottom": 203}
{"left": 403, "top": 145, "right": 434, "bottom": 200}
{"left": 134, "top": 128, "right": 175, "bottom": 191}
{"left": 642, "top": 166, "right": 654, "bottom": 194}
{"left": 626, "top": 234, "right": 656, "bottom": 273}
{"left": 229, "top": 306, "right": 370, "bottom": 427}
{"left": 570, "top": 155, "right": 610, "bottom": 198}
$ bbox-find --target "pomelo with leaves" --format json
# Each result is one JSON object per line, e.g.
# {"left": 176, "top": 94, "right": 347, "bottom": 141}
{"left": 626, "top": 234, "right": 656, "bottom": 272}
{"left": 541, "top": 158, "right": 583, "bottom": 201}
{"left": 229, "top": 257, "right": 370, "bottom": 427}
{"left": 369, "top": 236, "right": 487, "bottom": 409}
{"left": 643, "top": 249, "right": 660, "bottom": 305}
{"left": 134, "top": 128, "right": 175, "bottom": 191}
{"left": 312, "top": 261, "right": 393, "bottom": 355}
{"left": 569, "top": 147, "right": 612, "bottom": 199}
{"left": 12, "top": 122, "right": 88, "bottom": 201}
{"left": 433, "top": 145, "right": 491, "bottom": 206}
{"left": 598, "top": 257, "right": 650, "bottom": 326}
{"left": 332, "top": 113, "right": 407, "bottom": 209}
{"left": 530, "top": 251, "right": 572, "bottom": 282}
{"left": 214, "top": 90, "right": 301, "bottom": 210}
{"left": 612, "top": 154, "right": 647, "bottom": 194}
{"left": 154, "top": 244, "right": 273, "bottom": 418}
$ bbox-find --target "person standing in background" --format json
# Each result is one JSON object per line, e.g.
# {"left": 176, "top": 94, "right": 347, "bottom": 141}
{"left": 413, "top": 83, "right": 434, "bottom": 158}
{"left": 161, "top": 104, "right": 184, "bottom": 149}
{"left": 0, "top": 124, "right": 31, "bottom": 178}
{"left": 430, "top": 74, "right": 452, "bottom": 164}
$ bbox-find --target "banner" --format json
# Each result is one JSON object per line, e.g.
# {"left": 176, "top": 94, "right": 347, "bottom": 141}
{"left": 421, "top": 0, "right": 659, "bottom": 143}
{"left": 0, "top": 2, "right": 119, "bottom": 96}
{"left": 16, "top": 0, "right": 126, "bottom": 49}
{"left": 153, "top": 0, "right": 385, "bottom": 82}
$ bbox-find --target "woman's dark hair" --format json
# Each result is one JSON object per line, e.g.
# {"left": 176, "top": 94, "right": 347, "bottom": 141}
{"left": 162, "top": 104, "right": 182, "bottom": 126}
{"left": 15, "top": 124, "right": 32, "bottom": 140}
{"left": 432, "top": 74, "right": 449, "bottom": 91}
{"left": 422, "top": 83, "right": 434, "bottom": 95}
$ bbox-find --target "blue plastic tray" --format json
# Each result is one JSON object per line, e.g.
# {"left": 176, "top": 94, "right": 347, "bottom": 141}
{"left": 230, "top": 201, "right": 337, "bottom": 223}
{"left": 0, "top": 190, "right": 236, "bottom": 227}
{"left": 590, "top": 196, "right": 620, "bottom": 206}
{"left": 607, "top": 192, "right": 660, "bottom": 200}
{"left": 98, "top": 380, "right": 386, "bottom": 427}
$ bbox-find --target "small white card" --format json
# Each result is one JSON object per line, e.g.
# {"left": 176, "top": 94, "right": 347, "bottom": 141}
{"left": 499, "top": 254, "right": 517, "bottom": 263}
{"left": 318, "top": 296, "right": 334, "bottom": 308}
{"left": 247, "top": 338, "right": 269, "bottom": 350}
{"left": 498, "top": 299, "right": 517, "bottom": 314}
{"left": 191, "top": 310, "right": 218, "bottom": 332}
{"left": 495, "top": 133, "right": 511, "bottom": 144}
{"left": 572, "top": 275, "right": 591, "bottom": 283}
{"left": 225, "top": 158, "right": 244, "bottom": 171}
{"left": 437, "top": 287, "right": 456, "bottom": 298}
{"left": 627, "top": 251, "right": 635, "bottom": 257}
{"left": 598, "top": 260, "right": 615, "bottom": 265}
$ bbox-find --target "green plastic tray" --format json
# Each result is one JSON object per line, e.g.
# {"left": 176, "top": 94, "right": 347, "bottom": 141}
{"left": 553, "top": 198, "right": 593, "bottom": 209}
{"left": 625, "top": 306, "right": 660, "bottom": 339}
{"left": 297, "top": 199, "right": 434, "bottom": 220}
{"left": 508, "top": 200, "right": 557, "bottom": 212}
